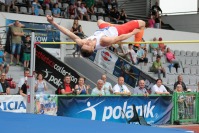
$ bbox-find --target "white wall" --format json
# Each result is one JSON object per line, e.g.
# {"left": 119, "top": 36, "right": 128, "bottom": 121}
{"left": 1, "top": 12, "right": 199, "bottom": 52}
{"left": 162, "top": 14, "right": 199, "bottom": 33}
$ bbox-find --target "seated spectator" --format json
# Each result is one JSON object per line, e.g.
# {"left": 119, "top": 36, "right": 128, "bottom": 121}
{"left": 111, "top": 0, "right": 118, "bottom": 9}
{"left": 5, "top": 0, "right": 19, "bottom": 13}
{"left": 109, "top": 7, "right": 120, "bottom": 24}
{"left": 68, "top": 4, "right": 78, "bottom": 19}
{"left": 133, "top": 80, "right": 149, "bottom": 96}
{"left": 148, "top": 15, "right": 155, "bottom": 28}
{"left": 85, "top": 0, "right": 95, "bottom": 14}
{"left": 137, "top": 46, "right": 148, "bottom": 66}
{"left": 151, "top": 2, "right": 162, "bottom": 16}
{"left": 91, "top": 79, "right": 105, "bottom": 96}
{"left": 113, "top": 76, "right": 131, "bottom": 95}
{"left": 104, "top": 0, "right": 112, "bottom": 14}
{"left": 165, "top": 47, "right": 180, "bottom": 72}
{"left": 119, "top": 8, "right": 128, "bottom": 23}
{"left": 32, "top": 0, "right": 41, "bottom": 16}
{"left": 86, "top": 4, "right": 95, "bottom": 14}
{"left": 20, "top": 76, "right": 28, "bottom": 97}
{"left": 52, "top": 3, "right": 61, "bottom": 17}
{"left": 154, "top": 13, "right": 161, "bottom": 29}
{"left": 78, "top": 3, "right": 90, "bottom": 21}
{"left": 34, "top": 73, "right": 48, "bottom": 94}
{"left": 101, "top": 74, "right": 113, "bottom": 95}
{"left": 150, "top": 55, "right": 166, "bottom": 79}
{"left": 151, "top": 79, "right": 170, "bottom": 95}
{"left": 60, "top": 75, "right": 74, "bottom": 95}
{"left": 74, "top": 77, "right": 89, "bottom": 95}
{"left": 0, "top": 73, "right": 10, "bottom": 95}
{"left": 70, "top": 18, "right": 84, "bottom": 57}
{"left": 150, "top": 37, "right": 162, "bottom": 56}
{"left": 116, "top": 44, "right": 128, "bottom": 59}
{"left": 23, "top": 35, "right": 31, "bottom": 69}
{"left": 158, "top": 37, "right": 166, "bottom": 53}
{"left": 174, "top": 75, "right": 187, "bottom": 92}
{"left": 175, "top": 84, "right": 186, "bottom": 119}
{"left": 126, "top": 43, "right": 137, "bottom": 65}
{"left": 44, "top": 0, "right": 51, "bottom": 9}
{"left": 18, "top": 68, "right": 30, "bottom": 95}
{"left": 0, "top": 45, "right": 9, "bottom": 74}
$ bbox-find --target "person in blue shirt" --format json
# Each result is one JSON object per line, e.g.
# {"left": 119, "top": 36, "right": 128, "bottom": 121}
{"left": 74, "top": 77, "right": 89, "bottom": 95}
{"left": 0, "top": 45, "right": 9, "bottom": 74}
{"left": 136, "top": 46, "right": 148, "bottom": 66}
{"left": 32, "top": 0, "right": 41, "bottom": 16}
{"left": 52, "top": 3, "right": 61, "bottom": 18}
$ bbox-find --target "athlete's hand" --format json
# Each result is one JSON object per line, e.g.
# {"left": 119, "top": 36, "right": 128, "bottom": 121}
{"left": 47, "top": 15, "right": 54, "bottom": 23}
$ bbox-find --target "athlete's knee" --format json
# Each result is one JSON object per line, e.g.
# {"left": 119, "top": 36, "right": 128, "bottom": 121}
{"left": 138, "top": 20, "right": 146, "bottom": 28}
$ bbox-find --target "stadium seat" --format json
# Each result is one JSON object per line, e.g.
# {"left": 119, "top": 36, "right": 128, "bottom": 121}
{"left": 196, "top": 68, "right": 199, "bottom": 76}
{"left": 198, "top": 52, "right": 199, "bottom": 56}
{"left": 20, "top": 7, "right": 27, "bottom": 14}
{"left": 58, "top": 2, "right": 62, "bottom": 8}
{"left": 39, "top": 9, "right": 44, "bottom": 16}
{"left": 97, "top": 8, "right": 105, "bottom": 14}
{"left": 179, "top": 57, "right": 186, "bottom": 67}
{"left": 184, "top": 67, "right": 190, "bottom": 75}
{"left": 91, "top": 15, "right": 97, "bottom": 21}
{"left": 162, "top": 77, "right": 168, "bottom": 84}
{"left": 180, "top": 50, "right": 186, "bottom": 56}
{"left": 190, "top": 67, "right": 197, "bottom": 75}
{"left": 17, "top": 0, "right": 23, "bottom": 3}
{"left": 174, "top": 50, "right": 180, "bottom": 56}
{"left": 170, "top": 67, "right": 177, "bottom": 75}
{"left": 167, "top": 76, "right": 176, "bottom": 85}
{"left": 141, "top": 66, "right": 149, "bottom": 73}
{"left": 192, "top": 51, "right": 197, "bottom": 57}
{"left": 177, "top": 68, "right": 183, "bottom": 75}
{"left": 191, "top": 58, "right": 198, "bottom": 65}
{"left": 63, "top": 3, "right": 69, "bottom": 9}
{"left": 186, "top": 51, "right": 192, "bottom": 56}
{"left": 105, "top": 17, "right": 110, "bottom": 22}
{"left": 98, "top": 16, "right": 104, "bottom": 20}
{"left": 185, "top": 58, "right": 191, "bottom": 65}
{"left": 94, "top": 7, "right": 97, "bottom": 13}
{"left": 189, "top": 76, "right": 197, "bottom": 85}
{"left": 28, "top": 7, "right": 32, "bottom": 14}
{"left": 183, "top": 76, "right": 190, "bottom": 85}
{"left": 45, "top": 10, "right": 52, "bottom": 16}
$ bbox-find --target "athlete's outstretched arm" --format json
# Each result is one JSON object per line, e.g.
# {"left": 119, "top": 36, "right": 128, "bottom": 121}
{"left": 46, "top": 15, "right": 82, "bottom": 44}
{"left": 101, "top": 29, "right": 141, "bottom": 46}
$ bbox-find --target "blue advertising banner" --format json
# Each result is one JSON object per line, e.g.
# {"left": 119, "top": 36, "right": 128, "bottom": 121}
{"left": 57, "top": 96, "right": 173, "bottom": 125}
{"left": 6, "top": 19, "right": 60, "bottom": 48}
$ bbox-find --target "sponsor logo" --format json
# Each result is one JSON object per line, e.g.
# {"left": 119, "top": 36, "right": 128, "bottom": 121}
{"left": 101, "top": 51, "right": 112, "bottom": 61}
{"left": 0, "top": 101, "right": 26, "bottom": 111}
{"left": 78, "top": 101, "right": 155, "bottom": 122}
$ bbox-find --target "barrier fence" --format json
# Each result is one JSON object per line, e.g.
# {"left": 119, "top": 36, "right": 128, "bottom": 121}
{"left": 1, "top": 93, "right": 199, "bottom": 125}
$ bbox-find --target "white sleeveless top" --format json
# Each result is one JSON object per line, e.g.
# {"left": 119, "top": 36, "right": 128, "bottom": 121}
{"left": 87, "top": 27, "right": 118, "bottom": 50}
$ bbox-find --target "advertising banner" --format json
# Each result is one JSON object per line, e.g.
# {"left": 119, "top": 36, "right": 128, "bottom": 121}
{"left": 0, "top": 95, "right": 26, "bottom": 113}
{"left": 35, "top": 94, "right": 57, "bottom": 116}
{"left": 57, "top": 96, "right": 173, "bottom": 125}
{"left": 35, "top": 45, "right": 80, "bottom": 89}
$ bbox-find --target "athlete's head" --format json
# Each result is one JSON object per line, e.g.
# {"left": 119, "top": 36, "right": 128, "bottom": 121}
{"left": 80, "top": 40, "right": 95, "bottom": 57}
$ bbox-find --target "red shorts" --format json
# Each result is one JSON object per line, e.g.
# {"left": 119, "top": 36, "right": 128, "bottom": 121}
{"left": 98, "top": 20, "right": 140, "bottom": 35}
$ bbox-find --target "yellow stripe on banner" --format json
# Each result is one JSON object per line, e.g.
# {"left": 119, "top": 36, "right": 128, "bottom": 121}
{"left": 38, "top": 40, "right": 199, "bottom": 45}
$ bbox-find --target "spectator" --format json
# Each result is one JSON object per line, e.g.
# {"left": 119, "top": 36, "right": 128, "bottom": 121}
{"left": 10, "top": 20, "right": 24, "bottom": 66}
{"left": 74, "top": 77, "right": 89, "bottom": 95}
{"left": 137, "top": 46, "right": 148, "bottom": 66}
{"left": 150, "top": 55, "right": 166, "bottom": 79}
{"left": 86, "top": 4, "right": 95, "bottom": 14}
{"left": 18, "top": 68, "right": 30, "bottom": 95}
{"left": 151, "top": 1, "right": 162, "bottom": 16}
{"left": 158, "top": 37, "right": 166, "bottom": 53}
{"left": 126, "top": 43, "right": 137, "bottom": 65}
{"left": 60, "top": 75, "right": 74, "bottom": 95}
{"left": 174, "top": 75, "right": 187, "bottom": 91}
{"left": 68, "top": 4, "right": 78, "bottom": 19}
{"left": 165, "top": 47, "right": 180, "bottom": 72}
{"left": 109, "top": 7, "right": 120, "bottom": 24}
{"left": 32, "top": 0, "right": 41, "bottom": 16}
{"left": 133, "top": 80, "right": 149, "bottom": 96}
{"left": 154, "top": 14, "right": 161, "bottom": 29}
{"left": 0, "top": 44, "right": 9, "bottom": 74}
{"left": 151, "top": 79, "right": 170, "bottom": 94}
{"left": 116, "top": 44, "right": 128, "bottom": 59}
{"left": 70, "top": 18, "right": 84, "bottom": 57}
{"left": 0, "top": 73, "right": 10, "bottom": 95}
{"left": 78, "top": 3, "right": 90, "bottom": 21}
{"left": 113, "top": 76, "right": 131, "bottom": 95}
{"left": 44, "top": 0, "right": 51, "bottom": 9}
{"left": 23, "top": 35, "right": 31, "bottom": 69}
{"left": 52, "top": 3, "right": 61, "bottom": 17}
{"left": 148, "top": 15, "right": 155, "bottom": 28}
{"left": 119, "top": 8, "right": 128, "bottom": 23}
{"left": 150, "top": 37, "right": 162, "bottom": 56}
{"left": 5, "top": 0, "right": 19, "bottom": 13}
{"left": 104, "top": 0, "right": 112, "bottom": 14}
{"left": 175, "top": 84, "right": 186, "bottom": 119}
{"left": 111, "top": 0, "right": 118, "bottom": 9}
{"left": 101, "top": 74, "right": 113, "bottom": 95}
{"left": 85, "top": 0, "right": 95, "bottom": 14}
{"left": 91, "top": 79, "right": 105, "bottom": 96}
{"left": 34, "top": 73, "right": 48, "bottom": 94}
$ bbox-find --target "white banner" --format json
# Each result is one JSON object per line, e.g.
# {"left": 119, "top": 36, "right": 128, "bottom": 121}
{"left": 94, "top": 49, "right": 118, "bottom": 73}
{"left": 0, "top": 95, "right": 27, "bottom": 113}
